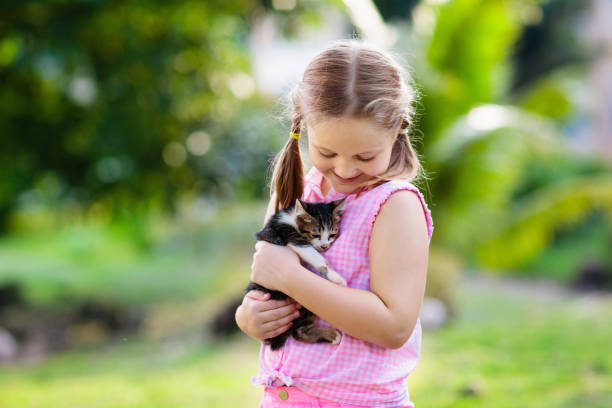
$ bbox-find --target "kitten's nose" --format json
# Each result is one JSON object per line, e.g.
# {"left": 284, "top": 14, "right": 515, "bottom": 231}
{"left": 320, "top": 244, "right": 329, "bottom": 250}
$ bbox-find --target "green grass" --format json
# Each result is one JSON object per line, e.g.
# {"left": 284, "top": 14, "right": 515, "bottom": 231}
{"left": 1, "top": 277, "right": 610, "bottom": 408}
{"left": 0, "top": 338, "right": 262, "bottom": 408}
{"left": 410, "top": 279, "right": 612, "bottom": 408}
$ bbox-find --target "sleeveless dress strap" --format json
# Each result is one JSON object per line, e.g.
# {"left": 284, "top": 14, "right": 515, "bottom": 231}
{"left": 365, "top": 180, "right": 434, "bottom": 243}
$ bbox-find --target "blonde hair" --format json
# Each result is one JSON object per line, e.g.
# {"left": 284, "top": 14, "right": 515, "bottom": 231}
{"left": 270, "top": 40, "right": 422, "bottom": 210}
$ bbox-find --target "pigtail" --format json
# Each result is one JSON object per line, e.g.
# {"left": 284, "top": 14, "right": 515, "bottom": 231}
{"left": 382, "top": 117, "right": 421, "bottom": 182}
{"left": 270, "top": 113, "right": 304, "bottom": 211}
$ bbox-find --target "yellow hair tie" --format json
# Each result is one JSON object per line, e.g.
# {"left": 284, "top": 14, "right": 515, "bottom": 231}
{"left": 290, "top": 132, "right": 300, "bottom": 140}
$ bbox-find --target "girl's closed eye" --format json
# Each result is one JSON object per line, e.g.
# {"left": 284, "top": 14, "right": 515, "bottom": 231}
{"left": 319, "top": 151, "right": 376, "bottom": 162}
{"left": 356, "top": 156, "right": 375, "bottom": 162}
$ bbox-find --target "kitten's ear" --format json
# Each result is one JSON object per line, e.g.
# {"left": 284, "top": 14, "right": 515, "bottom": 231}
{"left": 295, "top": 199, "right": 314, "bottom": 224}
{"left": 332, "top": 197, "right": 347, "bottom": 214}
{"left": 294, "top": 199, "right": 307, "bottom": 217}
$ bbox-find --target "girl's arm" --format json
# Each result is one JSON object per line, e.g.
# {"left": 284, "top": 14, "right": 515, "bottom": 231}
{"left": 250, "top": 190, "right": 429, "bottom": 349}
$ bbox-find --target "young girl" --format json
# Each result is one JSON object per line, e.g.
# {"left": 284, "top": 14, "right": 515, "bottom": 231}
{"left": 235, "top": 40, "right": 433, "bottom": 408}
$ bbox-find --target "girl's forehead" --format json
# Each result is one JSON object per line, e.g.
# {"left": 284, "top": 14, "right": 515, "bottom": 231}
{"left": 307, "top": 116, "right": 394, "bottom": 152}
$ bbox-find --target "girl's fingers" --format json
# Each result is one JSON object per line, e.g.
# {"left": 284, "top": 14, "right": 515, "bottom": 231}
{"left": 246, "top": 291, "right": 299, "bottom": 311}
{"left": 260, "top": 303, "right": 298, "bottom": 324}
{"left": 265, "top": 322, "right": 293, "bottom": 338}
{"left": 246, "top": 291, "right": 293, "bottom": 311}
{"left": 259, "top": 298, "right": 295, "bottom": 312}
{"left": 245, "top": 290, "right": 270, "bottom": 301}
{"left": 262, "top": 310, "right": 300, "bottom": 330}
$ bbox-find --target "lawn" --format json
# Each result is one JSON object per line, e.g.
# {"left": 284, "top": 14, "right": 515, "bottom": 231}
{"left": 1, "top": 275, "right": 610, "bottom": 408}
{"left": 410, "top": 276, "right": 612, "bottom": 408}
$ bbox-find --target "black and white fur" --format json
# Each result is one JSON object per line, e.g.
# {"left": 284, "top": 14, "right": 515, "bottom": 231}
{"left": 246, "top": 197, "right": 347, "bottom": 350}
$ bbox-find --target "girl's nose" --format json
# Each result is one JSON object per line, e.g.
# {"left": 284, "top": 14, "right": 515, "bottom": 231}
{"left": 334, "top": 161, "right": 357, "bottom": 179}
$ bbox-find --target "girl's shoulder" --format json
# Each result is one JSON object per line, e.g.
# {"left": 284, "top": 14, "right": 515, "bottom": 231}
{"left": 359, "top": 178, "right": 424, "bottom": 205}
{"left": 362, "top": 179, "right": 434, "bottom": 241}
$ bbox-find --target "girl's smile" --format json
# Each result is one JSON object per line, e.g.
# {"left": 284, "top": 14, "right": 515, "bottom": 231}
{"left": 307, "top": 116, "right": 397, "bottom": 195}
{"left": 333, "top": 171, "right": 362, "bottom": 184}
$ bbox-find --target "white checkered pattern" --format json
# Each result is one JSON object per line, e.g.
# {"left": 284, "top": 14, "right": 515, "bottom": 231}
{"left": 252, "top": 167, "right": 434, "bottom": 407}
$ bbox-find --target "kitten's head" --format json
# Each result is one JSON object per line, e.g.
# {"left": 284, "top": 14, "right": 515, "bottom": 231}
{"left": 294, "top": 198, "right": 347, "bottom": 252}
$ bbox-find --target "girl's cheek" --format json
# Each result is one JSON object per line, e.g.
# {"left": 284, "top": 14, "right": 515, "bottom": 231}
{"left": 310, "top": 153, "right": 330, "bottom": 169}
{"left": 371, "top": 152, "right": 394, "bottom": 174}
{"left": 364, "top": 159, "right": 390, "bottom": 177}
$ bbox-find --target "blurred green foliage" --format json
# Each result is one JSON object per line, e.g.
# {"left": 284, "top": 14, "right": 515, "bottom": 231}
{"left": 395, "top": 0, "right": 612, "bottom": 273}
{"left": 0, "top": 0, "right": 336, "bottom": 232}
{"left": 522, "top": 211, "right": 612, "bottom": 283}
{"left": 0, "top": 201, "right": 265, "bottom": 308}
{"left": 1, "top": 0, "right": 611, "bottom": 306}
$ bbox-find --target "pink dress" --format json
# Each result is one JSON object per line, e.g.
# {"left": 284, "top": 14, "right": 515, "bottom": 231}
{"left": 253, "top": 167, "right": 434, "bottom": 407}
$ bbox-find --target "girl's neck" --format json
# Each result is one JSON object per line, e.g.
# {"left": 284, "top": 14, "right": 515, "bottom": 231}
{"left": 321, "top": 176, "right": 331, "bottom": 197}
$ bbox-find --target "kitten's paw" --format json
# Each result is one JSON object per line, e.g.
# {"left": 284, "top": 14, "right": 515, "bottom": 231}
{"left": 316, "top": 265, "right": 328, "bottom": 275}
{"left": 328, "top": 270, "right": 347, "bottom": 286}
{"left": 330, "top": 330, "right": 342, "bottom": 345}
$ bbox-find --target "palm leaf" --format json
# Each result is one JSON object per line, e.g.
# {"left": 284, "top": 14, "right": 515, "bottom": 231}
{"left": 428, "top": 104, "right": 560, "bottom": 164}
{"left": 426, "top": 104, "right": 565, "bottom": 250}
{"left": 475, "top": 174, "right": 612, "bottom": 269}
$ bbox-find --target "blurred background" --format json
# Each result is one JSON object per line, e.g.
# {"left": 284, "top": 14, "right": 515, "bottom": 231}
{"left": 1, "top": 0, "right": 611, "bottom": 406}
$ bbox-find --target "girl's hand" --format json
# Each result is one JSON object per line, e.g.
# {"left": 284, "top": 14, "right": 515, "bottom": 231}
{"left": 235, "top": 290, "right": 301, "bottom": 341}
{"left": 250, "top": 241, "right": 301, "bottom": 292}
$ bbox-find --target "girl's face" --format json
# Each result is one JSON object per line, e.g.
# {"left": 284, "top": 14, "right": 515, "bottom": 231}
{"left": 307, "top": 116, "right": 396, "bottom": 195}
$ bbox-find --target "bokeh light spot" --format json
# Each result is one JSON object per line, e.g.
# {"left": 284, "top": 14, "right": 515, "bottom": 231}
{"left": 186, "top": 131, "right": 211, "bottom": 156}
{"left": 163, "top": 142, "right": 187, "bottom": 167}
{"left": 229, "top": 73, "right": 256, "bottom": 100}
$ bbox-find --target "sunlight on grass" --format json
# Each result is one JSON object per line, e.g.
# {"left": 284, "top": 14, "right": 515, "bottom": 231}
{"left": 408, "top": 280, "right": 612, "bottom": 408}
{"left": 0, "top": 338, "right": 262, "bottom": 408}
{"left": 1, "top": 278, "right": 610, "bottom": 408}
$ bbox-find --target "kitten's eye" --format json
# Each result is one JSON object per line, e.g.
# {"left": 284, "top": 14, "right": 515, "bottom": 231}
{"left": 312, "top": 234, "right": 321, "bottom": 239}
{"left": 330, "top": 234, "right": 337, "bottom": 239}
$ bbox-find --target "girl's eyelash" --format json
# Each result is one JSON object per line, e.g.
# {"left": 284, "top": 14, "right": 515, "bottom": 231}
{"left": 320, "top": 152, "right": 375, "bottom": 161}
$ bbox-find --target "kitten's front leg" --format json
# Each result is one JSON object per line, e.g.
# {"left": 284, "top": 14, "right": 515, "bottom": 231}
{"left": 317, "top": 265, "right": 347, "bottom": 287}
{"left": 287, "top": 244, "right": 347, "bottom": 286}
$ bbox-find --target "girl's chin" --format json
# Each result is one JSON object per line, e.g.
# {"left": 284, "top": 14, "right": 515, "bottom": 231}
{"left": 329, "top": 179, "right": 364, "bottom": 194}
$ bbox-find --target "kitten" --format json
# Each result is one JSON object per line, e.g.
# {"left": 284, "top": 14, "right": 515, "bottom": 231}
{"left": 247, "top": 197, "right": 347, "bottom": 350}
